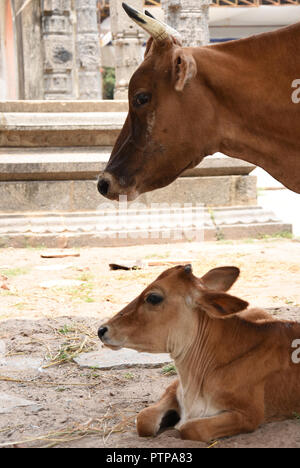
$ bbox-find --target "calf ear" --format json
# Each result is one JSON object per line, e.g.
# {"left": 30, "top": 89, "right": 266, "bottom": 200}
{"left": 200, "top": 267, "right": 240, "bottom": 292}
{"left": 201, "top": 291, "right": 248, "bottom": 319}
{"left": 173, "top": 50, "right": 197, "bottom": 92}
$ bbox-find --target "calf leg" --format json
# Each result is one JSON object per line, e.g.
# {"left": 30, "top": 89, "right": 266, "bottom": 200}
{"left": 137, "top": 379, "right": 180, "bottom": 437}
{"left": 179, "top": 408, "right": 264, "bottom": 443}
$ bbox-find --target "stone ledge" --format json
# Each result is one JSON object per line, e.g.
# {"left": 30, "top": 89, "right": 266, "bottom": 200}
{"left": 0, "top": 111, "right": 126, "bottom": 147}
{"left": 0, "top": 206, "right": 284, "bottom": 232}
{"left": 183, "top": 154, "right": 255, "bottom": 177}
{"left": 0, "top": 223, "right": 292, "bottom": 248}
{"left": 0, "top": 148, "right": 256, "bottom": 181}
{"left": 0, "top": 112, "right": 127, "bottom": 131}
{"left": 0, "top": 207, "right": 292, "bottom": 247}
{"left": 0, "top": 130, "right": 120, "bottom": 148}
{"left": 0, "top": 147, "right": 110, "bottom": 181}
{"left": 0, "top": 176, "right": 257, "bottom": 211}
{"left": 141, "top": 176, "right": 257, "bottom": 208}
{"left": 0, "top": 100, "right": 129, "bottom": 113}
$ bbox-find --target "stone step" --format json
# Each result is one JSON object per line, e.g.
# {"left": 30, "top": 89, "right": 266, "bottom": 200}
{"left": 0, "top": 101, "right": 128, "bottom": 147}
{"left": 0, "top": 147, "right": 110, "bottom": 181}
{"left": 0, "top": 112, "right": 126, "bottom": 147}
{"left": 0, "top": 175, "right": 257, "bottom": 212}
{"left": 0, "top": 207, "right": 292, "bottom": 248}
{"left": 0, "top": 206, "right": 287, "bottom": 233}
{"left": 0, "top": 148, "right": 255, "bottom": 181}
{"left": 0, "top": 100, "right": 129, "bottom": 113}
{"left": 0, "top": 112, "right": 127, "bottom": 131}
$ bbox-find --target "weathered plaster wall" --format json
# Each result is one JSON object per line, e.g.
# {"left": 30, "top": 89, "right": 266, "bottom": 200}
{"left": 14, "top": 0, "right": 44, "bottom": 99}
{"left": 0, "top": 1, "right": 6, "bottom": 100}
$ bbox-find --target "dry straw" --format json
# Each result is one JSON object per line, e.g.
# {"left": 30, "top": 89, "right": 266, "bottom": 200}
{"left": 0, "top": 414, "right": 136, "bottom": 448}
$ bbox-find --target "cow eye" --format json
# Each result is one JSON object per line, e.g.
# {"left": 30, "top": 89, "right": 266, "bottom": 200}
{"left": 146, "top": 293, "right": 164, "bottom": 306}
{"left": 133, "top": 92, "right": 151, "bottom": 108}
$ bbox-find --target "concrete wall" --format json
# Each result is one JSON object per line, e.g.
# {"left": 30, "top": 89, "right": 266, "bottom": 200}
{"left": 0, "top": 0, "right": 19, "bottom": 100}
{"left": 0, "top": 1, "right": 6, "bottom": 100}
{"left": 14, "top": 0, "right": 44, "bottom": 99}
{"left": 209, "top": 5, "right": 300, "bottom": 40}
{"left": 0, "top": 1, "right": 44, "bottom": 100}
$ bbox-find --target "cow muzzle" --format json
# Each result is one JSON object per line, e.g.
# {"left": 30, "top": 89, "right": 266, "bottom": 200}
{"left": 98, "top": 326, "right": 108, "bottom": 340}
{"left": 97, "top": 172, "right": 139, "bottom": 202}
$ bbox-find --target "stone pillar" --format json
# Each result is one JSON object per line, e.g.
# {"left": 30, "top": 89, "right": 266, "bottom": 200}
{"left": 42, "top": 0, "right": 74, "bottom": 99}
{"left": 75, "top": 0, "right": 102, "bottom": 100}
{"left": 110, "top": 0, "right": 144, "bottom": 100}
{"left": 41, "top": 0, "right": 102, "bottom": 100}
{"left": 161, "top": 0, "right": 211, "bottom": 47}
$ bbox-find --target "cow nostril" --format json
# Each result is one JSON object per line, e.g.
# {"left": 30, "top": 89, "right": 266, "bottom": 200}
{"left": 97, "top": 179, "right": 110, "bottom": 196}
{"left": 98, "top": 326, "right": 108, "bottom": 340}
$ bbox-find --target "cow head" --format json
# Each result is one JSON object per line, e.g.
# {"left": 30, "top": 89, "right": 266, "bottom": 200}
{"left": 97, "top": 3, "right": 218, "bottom": 201}
{"left": 98, "top": 265, "right": 248, "bottom": 355}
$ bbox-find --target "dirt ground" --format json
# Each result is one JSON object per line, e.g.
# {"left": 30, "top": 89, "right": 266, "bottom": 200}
{"left": 0, "top": 238, "right": 300, "bottom": 448}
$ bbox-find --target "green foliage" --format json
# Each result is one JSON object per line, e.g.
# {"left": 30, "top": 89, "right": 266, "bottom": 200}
{"left": 124, "top": 372, "right": 134, "bottom": 380}
{"left": 258, "top": 231, "right": 293, "bottom": 240}
{"left": 59, "top": 325, "right": 72, "bottom": 335}
{"left": 102, "top": 67, "right": 115, "bottom": 100}
{"left": 3, "top": 267, "right": 30, "bottom": 277}
{"left": 161, "top": 363, "right": 177, "bottom": 376}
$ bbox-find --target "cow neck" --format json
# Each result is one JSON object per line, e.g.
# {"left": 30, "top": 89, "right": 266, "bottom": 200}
{"left": 193, "top": 23, "right": 300, "bottom": 193}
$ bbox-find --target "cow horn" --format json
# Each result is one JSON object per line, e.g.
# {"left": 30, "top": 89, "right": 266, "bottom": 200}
{"left": 122, "top": 3, "right": 181, "bottom": 42}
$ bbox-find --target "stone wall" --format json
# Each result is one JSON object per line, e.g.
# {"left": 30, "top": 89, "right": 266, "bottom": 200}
{"left": 15, "top": 0, "right": 44, "bottom": 100}
{"left": 5, "top": 0, "right": 102, "bottom": 100}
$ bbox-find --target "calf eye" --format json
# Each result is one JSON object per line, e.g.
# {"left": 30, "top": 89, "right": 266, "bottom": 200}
{"left": 146, "top": 293, "right": 164, "bottom": 306}
{"left": 133, "top": 92, "right": 151, "bottom": 108}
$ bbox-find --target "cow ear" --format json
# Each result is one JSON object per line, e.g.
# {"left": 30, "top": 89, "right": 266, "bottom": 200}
{"left": 200, "top": 267, "right": 240, "bottom": 292}
{"left": 173, "top": 50, "right": 197, "bottom": 92}
{"left": 201, "top": 291, "right": 248, "bottom": 319}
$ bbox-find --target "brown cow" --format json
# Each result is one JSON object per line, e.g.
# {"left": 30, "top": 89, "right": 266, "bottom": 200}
{"left": 98, "top": 265, "right": 300, "bottom": 442}
{"left": 97, "top": 3, "right": 300, "bottom": 200}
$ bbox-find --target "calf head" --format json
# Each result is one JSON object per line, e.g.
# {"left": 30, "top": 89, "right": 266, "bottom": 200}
{"left": 98, "top": 265, "right": 248, "bottom": 354}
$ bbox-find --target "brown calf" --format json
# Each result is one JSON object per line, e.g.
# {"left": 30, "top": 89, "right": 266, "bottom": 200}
{"left": 98, "top": 265, "right": 300, "bottom": 442}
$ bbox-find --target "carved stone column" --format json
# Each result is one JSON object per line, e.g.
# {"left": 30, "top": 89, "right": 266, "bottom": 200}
{"left": 161, "top": 0, "right": 211, "bottom": 47}
{"left": 42, "top": 0, "right": 74, "bottom": 99}
{"left": 75, "top": 0, "right": 102, "bottom": 99}
{"left": 41, "top": 0, "right": 102, "bottom": 100}
{"left": 110, "top": 0, "right": 144, "bottom": 100}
